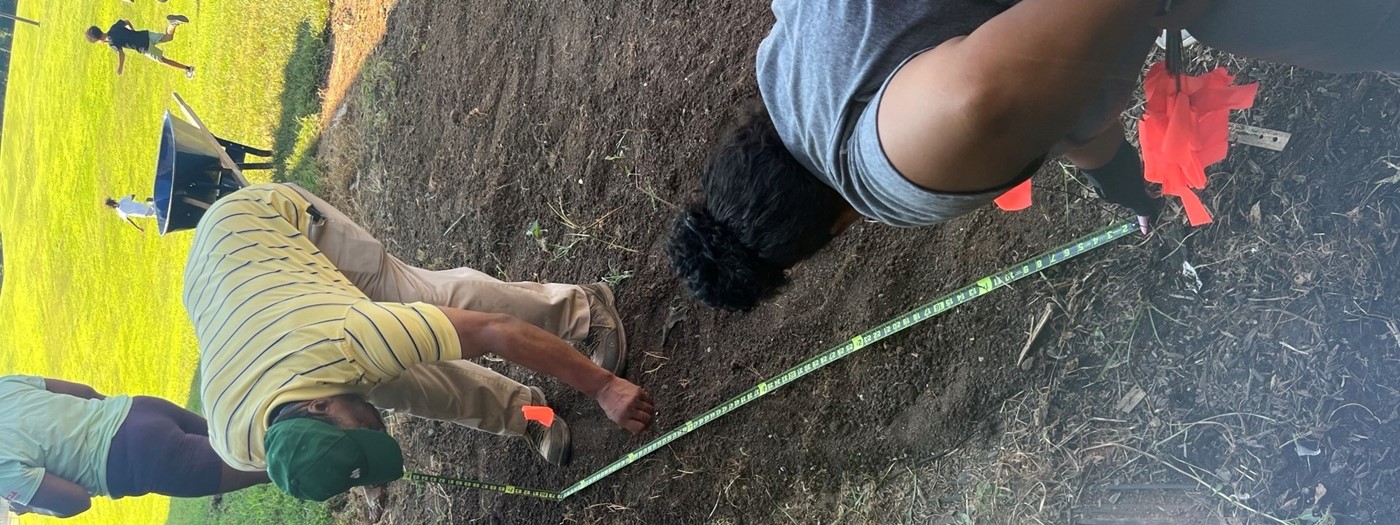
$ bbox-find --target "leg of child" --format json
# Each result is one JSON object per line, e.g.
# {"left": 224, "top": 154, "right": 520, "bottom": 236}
{"left": 160, "top": 57, "right": 189, "bottom": 70}
{"left": 161, "top": 15, "right": 189, "bottom": 41}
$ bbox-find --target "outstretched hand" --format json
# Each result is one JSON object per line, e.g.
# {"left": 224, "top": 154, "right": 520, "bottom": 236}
{"left": 594, "top": 376, "right": 655, "bottom": 434}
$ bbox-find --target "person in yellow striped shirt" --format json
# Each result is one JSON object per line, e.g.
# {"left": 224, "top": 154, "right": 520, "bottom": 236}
{"left": 185, "top": 183, "right": 654, "bottom": 501}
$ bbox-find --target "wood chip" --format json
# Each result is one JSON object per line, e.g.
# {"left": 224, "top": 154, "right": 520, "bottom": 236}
{"left": 660, "top": 305, "right": 689, "bottom": 346}
{"left": 1017, "top": 304, "right": 1054, "bottom": 370}
{"left": 1115, "top": 385, "right": 1148, "bottom": 414}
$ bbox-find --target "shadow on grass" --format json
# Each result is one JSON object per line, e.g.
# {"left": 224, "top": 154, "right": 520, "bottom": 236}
{"left": 268, "top": 20, "right": 330, "bottom": 192}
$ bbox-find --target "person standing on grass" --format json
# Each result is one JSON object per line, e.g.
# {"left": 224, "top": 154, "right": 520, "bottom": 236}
{"left": 105, "top": 194, "right": 159, "bottom": 231}
{"left": 187, "top": 183, "right": 653, "bottom": 502}
{"left": 85, "top": 15, "right": 195, "bottom": 79}
{"left": 666, "top": 0, "right": 1400, "bottom": 312}
{"left": 0, "top": 375, "right": 269, "bottom": 519}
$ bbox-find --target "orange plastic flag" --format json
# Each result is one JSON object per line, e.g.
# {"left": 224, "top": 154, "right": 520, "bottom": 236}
{"left": 522, "top": 405, "right": 554, "bottom": 427}
{"left": 1139, "top": 61, "right": 1258, "bottom": 226}
{"left": 994, "top": 179, "right": 1034, "bottom": 211}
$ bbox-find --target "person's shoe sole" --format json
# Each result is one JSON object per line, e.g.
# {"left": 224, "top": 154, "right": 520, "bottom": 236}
{"left": 167, "top": 14, "right": 190, "bottom": 25}
{"left": 581, "top": 283, "right": 628, "bottom": 377}
{"left": 530, "top": 418, "right": 571, "bottom": 466}
{"left": 522, "top": 387, "right": 571, "bottom": 466}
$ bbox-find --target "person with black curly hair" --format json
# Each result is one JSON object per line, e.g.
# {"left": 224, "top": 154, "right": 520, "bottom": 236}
{"left": 86, "top": 15, "right": 195, "bottom": 78}
{"left": 668, "top": 0, "right": 1400, "bottom": 312}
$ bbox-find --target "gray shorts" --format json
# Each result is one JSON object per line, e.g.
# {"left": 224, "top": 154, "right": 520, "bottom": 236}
{"left": 142, "top": 33, "right": 168, "bottom": 61}
{"left": 844, "top": 98, "right": 1025, "bottom": 227}
{"left": 839, "top": 0, "right": 1399, "bottom": 227}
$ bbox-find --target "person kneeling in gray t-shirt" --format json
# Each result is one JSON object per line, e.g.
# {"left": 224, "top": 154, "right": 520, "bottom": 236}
{"left": 667, "top": 0, "right": 1400, "bottom": 312}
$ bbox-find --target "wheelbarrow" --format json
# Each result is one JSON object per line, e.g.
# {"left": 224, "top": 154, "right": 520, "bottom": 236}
{"left": 153, "top": 93, "right": 274, "bottom": 235}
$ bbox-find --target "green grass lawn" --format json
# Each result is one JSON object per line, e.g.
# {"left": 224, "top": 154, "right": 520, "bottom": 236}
{"left": 0, "top": 0, "right": 329, "bottom": 523}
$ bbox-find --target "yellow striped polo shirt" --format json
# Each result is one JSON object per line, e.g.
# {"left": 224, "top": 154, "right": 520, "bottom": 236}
{"left": 183, "top": 184, "right": 462, "bottom": 471}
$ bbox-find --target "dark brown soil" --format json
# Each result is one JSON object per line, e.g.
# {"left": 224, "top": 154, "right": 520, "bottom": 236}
{"left": 312, "top": 1, "right": 1400, "bottom": 523}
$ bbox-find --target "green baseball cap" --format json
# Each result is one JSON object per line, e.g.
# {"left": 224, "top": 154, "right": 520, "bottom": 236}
{"left": 264, "top": 418, "right": 405, "bottom": 501}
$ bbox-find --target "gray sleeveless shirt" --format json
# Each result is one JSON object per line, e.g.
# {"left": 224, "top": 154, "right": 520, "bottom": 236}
{"left": 756, "top": 0, "right": 1016, "bottom": 226}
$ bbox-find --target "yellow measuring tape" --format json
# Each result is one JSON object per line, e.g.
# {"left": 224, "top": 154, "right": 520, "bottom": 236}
{"left": 407, "top": 221, "right": 1138, "bottom": 500}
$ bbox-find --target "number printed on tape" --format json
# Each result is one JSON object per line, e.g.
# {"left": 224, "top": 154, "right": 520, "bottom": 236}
{"left": 406, "top": 223, "right": 1138, "bottom": 501}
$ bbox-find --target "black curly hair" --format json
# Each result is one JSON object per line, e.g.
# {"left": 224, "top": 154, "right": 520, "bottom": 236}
{"left": 667, "top": 106, "right": 847, "bottom": 311}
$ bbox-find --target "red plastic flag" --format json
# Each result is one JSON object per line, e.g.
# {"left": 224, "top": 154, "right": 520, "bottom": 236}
{"left": 994, "top": 179, "right": 1034, "bottom": 211}
{"left": 1139, "top": 61, "right": 1258, "bottom": 226}
{"left": 522, "top": 405, "right": 554, "bottom": 427}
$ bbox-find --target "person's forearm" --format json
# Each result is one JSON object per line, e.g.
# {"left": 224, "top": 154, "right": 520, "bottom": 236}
{"left": 434, "top": 306, "right": 653, "bottom": 433}
{"left": 471, "top": 315, "right": 615, "bottom": 397}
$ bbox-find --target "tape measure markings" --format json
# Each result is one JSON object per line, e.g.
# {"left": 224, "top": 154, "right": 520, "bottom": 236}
{"left": 409, "top": 222, "right": 1136, "bottom": 501}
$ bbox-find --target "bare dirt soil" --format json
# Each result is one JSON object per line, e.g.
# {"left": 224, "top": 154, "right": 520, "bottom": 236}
{"left": 311, "top": 1, "right": 1400, "bottom": 523}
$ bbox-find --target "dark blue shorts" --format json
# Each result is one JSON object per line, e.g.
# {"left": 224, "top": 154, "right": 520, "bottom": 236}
{"left": 104, "top": 396, "right": 225, "bottom": 498}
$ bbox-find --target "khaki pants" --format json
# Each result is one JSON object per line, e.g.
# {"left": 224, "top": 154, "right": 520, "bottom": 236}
{"left": 285, "top": 184, "right": 587, "bottom": 436}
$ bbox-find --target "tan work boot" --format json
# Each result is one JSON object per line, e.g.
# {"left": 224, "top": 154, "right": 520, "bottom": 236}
{"left": 521, "top": 387, "right": 572, "bottom": 466}
{"left": 578, "top": 282, "right": 628, "bottom": 377}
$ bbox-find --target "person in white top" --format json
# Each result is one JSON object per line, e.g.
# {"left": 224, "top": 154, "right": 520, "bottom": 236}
{"left": 104, "top": 195, "right": 158, "bottom": 231}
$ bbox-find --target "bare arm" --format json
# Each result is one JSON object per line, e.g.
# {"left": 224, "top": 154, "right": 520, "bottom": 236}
{"left": 434, "top": 307, "right": 655, "bottom": 433}
{"left": 878, "top": 0, "right": 1161, "bottom": 192}
{"left": 44, "top": 378, "right": 106, "bottom": 400}
{"left": 27, "top": 474, "right": 93, "bottom": 518}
